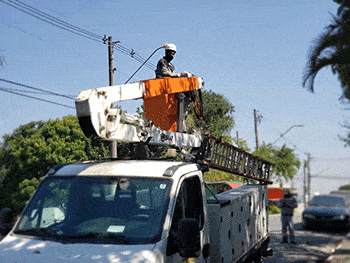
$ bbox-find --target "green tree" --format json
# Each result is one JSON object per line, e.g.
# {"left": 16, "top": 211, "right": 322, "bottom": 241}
{"left": 188, "top": 90, "right": 235, "bottom": 141}
{"left": 303, "top": 0, "right": 350, "bottom": 101}
{"left": 339, "top": 120, "right": 350, "bottom": 146}
{"left": 203, "top": 169, "right": 243, "bottom": 183}
{"left": 253, "top": 143, "right": 301, "bottom": 184}
{"left": 12, "top": 177, "right": 42, "bottom": 211}
{"left": 234, "top": 138, "right": 251, "bottom": 152}
{"left": 339, "top": 184, "right": 350, "bottom": 190}
{"left": 0, "top": 115, "right": 109, "bottom": 212}
{"left": 134, "top": 89, "right": 236, "bottom": 159}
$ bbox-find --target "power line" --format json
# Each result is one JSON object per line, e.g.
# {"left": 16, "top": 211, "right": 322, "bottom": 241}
{"left": 312, "top": 175, "right": 350, "bottom": 180}
{"left": 11, "top": 0, "right": 103, "bottom": 40}
{"left": 0, "top": 87, "right": 75, "bottom": 109}
{"left": 114, "top": 44, "right": 156, "bottom": 70}
{"left": 0, "top": 78, "right": 75, "bottom": 100}
{"left": 311, "top": 157, "right": 350, "bottom": 161}
{"left": 1, "top": 0, "right": 103, "bottom": 42}
{"left": 1, "top": 0, "right": 157, "bottom": 72}
{"left": 0, "top": 87, "right": 55, "bottom": 95}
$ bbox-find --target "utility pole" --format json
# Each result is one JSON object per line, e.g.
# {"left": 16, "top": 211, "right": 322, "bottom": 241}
{"left": 108, "top": 36, "right": 117, "bottom": 158}
{"left": 306, "top": 153, "right": 311, "bottom": 205}
{"left": 303, "top": 159, "right": 307, "bottom": 209}
{"left": 254, "top": 109, "right": 259, "bottom": 150}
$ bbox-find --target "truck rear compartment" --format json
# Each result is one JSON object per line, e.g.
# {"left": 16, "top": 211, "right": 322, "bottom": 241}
{"left": 207, "top": 184, "right": 270, "bottom": 263}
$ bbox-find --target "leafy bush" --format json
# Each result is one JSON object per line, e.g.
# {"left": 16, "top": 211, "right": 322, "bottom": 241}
{"left": 339, "top": 184, "right": 350, "bottom": 190}
{"left": 269, "top": 205, "right": 281, "bottom": 215}
{"left": 0, "top": 116, "right": 109, "bottom": 213}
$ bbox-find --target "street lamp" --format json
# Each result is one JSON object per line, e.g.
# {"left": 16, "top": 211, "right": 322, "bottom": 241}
{"left": 272, "top": 124, "right": 304, "bottom": 145}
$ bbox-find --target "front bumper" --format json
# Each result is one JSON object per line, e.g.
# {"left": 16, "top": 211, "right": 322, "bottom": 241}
{"left": 303, "top": 215, "right": 350, "bottom": 230}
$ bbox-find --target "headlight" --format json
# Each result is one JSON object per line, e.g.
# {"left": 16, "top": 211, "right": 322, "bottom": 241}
{"left": 303, "top": 214, "right": 316, "bottom": 219}
{"left": 333, "top": 215, "right": 345, "bottom": 220}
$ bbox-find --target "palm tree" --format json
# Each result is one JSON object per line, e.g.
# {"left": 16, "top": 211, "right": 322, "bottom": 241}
{"left": 303, "top": 1, "right": 350, "bottom": 101}
{"left": 0, "top": 54, "right": 5, "bottom": 68}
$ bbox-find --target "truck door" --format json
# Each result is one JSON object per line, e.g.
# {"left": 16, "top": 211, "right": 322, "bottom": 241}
{"left": 166, "top": 174, "right": 208, "bottom": 262}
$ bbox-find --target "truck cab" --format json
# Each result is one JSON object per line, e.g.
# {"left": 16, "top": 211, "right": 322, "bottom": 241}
{"left": 0, "top": 159, "right": 210, "bottom": 262}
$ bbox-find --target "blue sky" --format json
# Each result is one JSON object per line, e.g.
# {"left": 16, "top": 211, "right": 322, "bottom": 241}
{"left": 0, "top": 0, "right": 349, "bottom": 195}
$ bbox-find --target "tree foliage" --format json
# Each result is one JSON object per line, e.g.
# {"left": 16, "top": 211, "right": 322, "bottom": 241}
{"left": 303, "top": 0, "right": 350, "bottom": 147}
{"left": 233, "top": 138, "right": 251, "bottom": 152}
{"left": 303, "top": 0, "right": 350, "bottom": 102}
{"left": 338, "top": 119, "right": 350, "bottom": 147}
{"left": 253, "top": 143, "right": 301, "bottom": 184}
{"left": 188, "top": 90, "right": 235, "bottom": 140}
{"left": 0, "top": 115, "right": 109, "bottom": 212}
{"left": 203, "top": 169, "right": 243, "bottom": 183}
{"left": 339, "top": 184, "right": 350, "bottom": 190}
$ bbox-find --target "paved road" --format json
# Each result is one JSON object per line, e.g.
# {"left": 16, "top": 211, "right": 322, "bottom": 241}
{"left": 265, "top": 212, "right": 347, "bottom": 263}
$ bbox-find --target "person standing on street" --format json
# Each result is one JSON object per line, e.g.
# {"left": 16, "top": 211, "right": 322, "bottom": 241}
{"left": 279, "top": 189, "right": 298, "bottom": 244}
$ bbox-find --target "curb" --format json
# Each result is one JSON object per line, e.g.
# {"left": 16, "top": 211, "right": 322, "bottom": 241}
{"left": 321, "top": 232, "right": 350, "bottom": 263}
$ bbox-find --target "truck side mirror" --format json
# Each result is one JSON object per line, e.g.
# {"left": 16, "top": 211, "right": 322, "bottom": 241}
{"left": 177, "top": 218, "right": 201, "bottom": 258}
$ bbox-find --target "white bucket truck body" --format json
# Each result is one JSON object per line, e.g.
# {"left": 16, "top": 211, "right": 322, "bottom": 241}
{"left": 0, "top": 159, "right": 271, "bottom": 263}
{"left": 0, "top": 76, "right": 272, "bottom": 262}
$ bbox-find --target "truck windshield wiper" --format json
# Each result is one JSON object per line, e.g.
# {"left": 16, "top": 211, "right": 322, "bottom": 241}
{"left": 66, "top": 232, "right": 130, "bottom": 244}
{"left": 14, "top": 228, "right": 59, "bottom": 238}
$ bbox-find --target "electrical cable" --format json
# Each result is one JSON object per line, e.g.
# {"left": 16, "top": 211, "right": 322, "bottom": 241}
{"left": 311, "top": 157, "right": 350, "bottom": 161}
{"left": 114, "top": 44, "right": 156, "bottom": 70}
{"left": 1, "top": 0, "right": 102, "bottom": 42}
{"left": 125, "top": 44, "right": 166, "bottom": 84}
{"left": 1, "top": 0, "right": 159, "bottom": 80}
{"left": 9, "top": 0, "right": 103, "bottom": 40}
{"left": 2, "top": 0, "right": 157, "bottom": 71}
{"left": 0, "top": 87, "right": 57, "bottom": 95}
{"left": 0, "top": 78, "right": 75, "bottom": 100}
{"left": 0, "top": 87, "right": 75, "bottom": 109}
{"left": 312, "top": 175, "right": 350, "bottom": 180}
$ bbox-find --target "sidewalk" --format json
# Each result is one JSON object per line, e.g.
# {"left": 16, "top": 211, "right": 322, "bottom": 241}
{"left": 324, "top": 233, "right": 350, "bottom": 263}
{"left": 295, "top": 203, "right": 350, "bottom": 263}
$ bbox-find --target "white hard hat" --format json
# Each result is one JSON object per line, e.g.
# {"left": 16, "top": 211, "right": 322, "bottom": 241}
{"left": 165, "top": 43, "right": 177, "bottom": 53}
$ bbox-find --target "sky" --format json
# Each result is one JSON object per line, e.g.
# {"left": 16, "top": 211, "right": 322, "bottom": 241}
{"left": 0, "top": 0, "right": 349, "bottom": 197}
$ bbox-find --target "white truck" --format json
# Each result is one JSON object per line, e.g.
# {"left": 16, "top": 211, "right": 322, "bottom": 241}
{"left": 0, "top": 77, "right": 273, "bottom": 262}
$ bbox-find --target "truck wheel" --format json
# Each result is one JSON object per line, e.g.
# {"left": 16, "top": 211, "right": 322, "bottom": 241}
{"left": 251, "top": 251, "right": 263, "bottom": 263}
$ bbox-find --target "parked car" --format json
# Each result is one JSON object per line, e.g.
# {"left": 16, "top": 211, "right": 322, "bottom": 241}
{"left": 302, "top": 195, "right": 350, "bottom": 231}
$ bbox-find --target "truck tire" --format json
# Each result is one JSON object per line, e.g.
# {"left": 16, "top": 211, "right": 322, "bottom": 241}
{"left": 251, "top": 250, "right": 263, "bottom": 263}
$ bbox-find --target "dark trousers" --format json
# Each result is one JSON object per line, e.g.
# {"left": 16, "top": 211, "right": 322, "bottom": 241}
{"left": 281, "top": 215, "right": 295, "bottom": 242}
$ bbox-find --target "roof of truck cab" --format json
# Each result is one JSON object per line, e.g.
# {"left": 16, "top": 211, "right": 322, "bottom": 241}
{"left": 51, "top": 159, "right": 199, "bottom": 178}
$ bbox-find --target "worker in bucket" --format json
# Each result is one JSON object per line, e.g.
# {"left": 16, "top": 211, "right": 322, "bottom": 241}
{"left": 155, "top": 43, "right": 180, "bottom": 78}
{"left": 155, "top": 43, "right": 191, "bottom": 132}
{"left": 279, "top": 189, "right": 298, "bottom": 244}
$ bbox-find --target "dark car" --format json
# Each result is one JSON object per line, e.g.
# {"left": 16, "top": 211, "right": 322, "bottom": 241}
{"left": 302, "top": 195, "right": 350, "bottom": 231}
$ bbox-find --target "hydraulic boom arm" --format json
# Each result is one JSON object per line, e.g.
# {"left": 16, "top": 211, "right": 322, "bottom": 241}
{"left": 75, "top": 77, "right": 204, "bottom": 148}
{"left": 75, "top": 76, "right": 273, "bottom": 183}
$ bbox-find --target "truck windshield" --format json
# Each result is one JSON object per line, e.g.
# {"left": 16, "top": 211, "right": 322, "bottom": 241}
{"left": 14, "top": 176, "right": 172, "bottom": 244}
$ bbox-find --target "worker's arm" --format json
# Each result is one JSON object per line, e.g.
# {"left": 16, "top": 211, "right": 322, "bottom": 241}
{"left": 161, "top": 67, "right": 179, "bottom": 78}
{"left": 156, "top": 59, "right": 179, "bottom": 78}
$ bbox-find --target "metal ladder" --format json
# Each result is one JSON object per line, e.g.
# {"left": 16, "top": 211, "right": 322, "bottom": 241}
{"left": 196, "top": 134, "right": 273, "bottom": 184}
